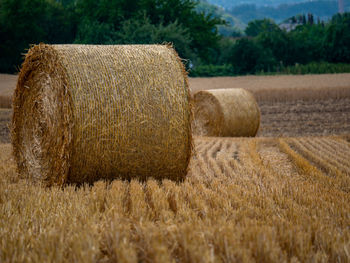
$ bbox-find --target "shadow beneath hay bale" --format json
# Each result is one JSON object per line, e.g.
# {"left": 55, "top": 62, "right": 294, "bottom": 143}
{"left": 0, "top": 95, "right": 12, "bottom": 108}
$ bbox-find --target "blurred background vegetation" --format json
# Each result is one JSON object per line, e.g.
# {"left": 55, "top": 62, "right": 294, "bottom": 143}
{"left": 1, "top": 0, "right": 350, "bottom": 76}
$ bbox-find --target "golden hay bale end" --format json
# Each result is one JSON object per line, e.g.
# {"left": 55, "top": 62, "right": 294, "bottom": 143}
{"left": 12, "top": 44, "right": 192, "bottom": 186}
{"left": 193, "top": 89, "right": 260, "bottom": 137}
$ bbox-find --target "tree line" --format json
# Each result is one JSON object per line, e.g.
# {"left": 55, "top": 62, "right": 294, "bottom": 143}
{"left": 0, "top": 0, "right": 223, "bottom": 73}
{"left": 1, "top": 0, "right": 350, "bottom": 76}
{"left": 192, "top": 13, "right": 350, "bottom": 76}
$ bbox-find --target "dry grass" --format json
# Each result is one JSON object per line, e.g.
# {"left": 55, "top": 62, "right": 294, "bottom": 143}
{"left": 2, "top": 72, "right": 350, "bottom": 261}
{"left": 1, "top": 135, "right": 349, "bottom": 262}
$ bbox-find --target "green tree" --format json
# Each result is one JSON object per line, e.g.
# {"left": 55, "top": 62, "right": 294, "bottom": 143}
{"left": 323, "top": 13, "right": 350, "bottom": 63}
{"left": 74, "top": 19, "right": 116, "bottom": 44}
{"left": 289, "top": 23, "right": 326, "bottom": 64}
{"left": 0, "top": 0, "right": 76, "bottom": 73}
{"left": 74, "top": 0, "right": 223, "bottom": 63}
{"left": 114, "top": 15, "right": 193, "bottom": 60}
{"left": 245, "top": 18, "right": 279, "bottom": 37}
{"left": 139, "top": 0, "right": 224, "bottom": 64}
{"left": 256, "top": 28, "right": 293, "bottom": 65}
{"left": 229, "top": 38, "right": 276, "bottom": 74}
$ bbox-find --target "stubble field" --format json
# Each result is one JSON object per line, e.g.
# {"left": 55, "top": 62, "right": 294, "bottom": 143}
{"left": 1, "top": 74, "right": 350, "bottom": 262}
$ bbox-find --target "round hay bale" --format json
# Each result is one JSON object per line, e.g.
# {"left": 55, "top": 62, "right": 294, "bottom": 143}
{"left": 12, "top": 44, "right": 192, "bottom": 186}
{"left": 193, "top": 88, "right": 260, "bottom": 137}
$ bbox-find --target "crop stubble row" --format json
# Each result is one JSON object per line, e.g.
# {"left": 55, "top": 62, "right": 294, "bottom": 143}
{"left": 1, "top": 135, "right": 349, "bottom": 262}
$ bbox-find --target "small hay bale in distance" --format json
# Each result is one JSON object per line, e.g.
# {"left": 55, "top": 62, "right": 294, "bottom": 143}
{"left": 193, "top": 88, "right": 260, "bottom": 137}
{"left": 12, "top": 44, "right": 192, "bottom": 186}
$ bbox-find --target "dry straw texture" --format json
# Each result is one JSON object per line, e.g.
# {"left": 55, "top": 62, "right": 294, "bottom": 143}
{"left": 1, "top": 135, "right": 350, "bottom": 262}
{"left": 12, "top": 44, "right": 192, "bottom": 186}
{"left": 193, "top": 88, "right": 260, "bottom": 137}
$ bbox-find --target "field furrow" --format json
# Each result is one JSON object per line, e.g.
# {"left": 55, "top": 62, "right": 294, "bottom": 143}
{"left": 285, "top": 138, "right": 350, "bottom": 192}
{"left": 1, "top": 135, "right": 350, "bottom": 262}
{"left": 300, "top": 138, "right": 350, "bottom": 177}
{"left": 256, "top": 141, "right": 350, "bottom": 225}
{"left": 327, "top": 137, "right": 350, "bottom": 156}
{"left": 317, "top": 138, "right": 350, "bottom": 165}
{"left": 306, "top": 138, "right": 350, "bottom": 173}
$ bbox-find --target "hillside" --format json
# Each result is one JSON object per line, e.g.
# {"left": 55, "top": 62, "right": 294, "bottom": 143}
{"left": 207, "top": 0, "right": 333, "bottom": 8}
{"left": 196, "top": 1, "right": 246, "bottom": 34}
{"left": 204, "top": 0, "right": 346, "bottom": 25}
{"left": 228, "top": 0, "right": 339, "bottom": 24}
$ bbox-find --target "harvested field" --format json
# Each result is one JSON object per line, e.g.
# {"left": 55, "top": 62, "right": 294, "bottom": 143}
{"left": 259, "top": 98, "right": 350, "bottom": 137}
{"left": 3, "top": 73, "right": 350, "bottom": 104}
{"left": 2, "top": 97, "right": 349, "bottom": 140}
{"left": 1, "top": 74, "right": 350, "bottom": 141}
{"left": 189, "top": 74, "right": 350, "bottom": 137}
{"left": 189, "top": 74, "right": 350, "bottom": 101}
{"left": 1, "top": 73, "right": 350, "bottom": 261}
{"left": 1, "top": 135, "right": 350, "bottom": 262}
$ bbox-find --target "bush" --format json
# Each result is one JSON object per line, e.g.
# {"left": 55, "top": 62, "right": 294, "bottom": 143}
{"left": 189, "top": 64, "right": 235, "bottom": 77}
{"left": 281, "top": 62, "right": 350, "bottom": 74}
{"left": 229, "top": 38, "right": 277, "bottom": 74}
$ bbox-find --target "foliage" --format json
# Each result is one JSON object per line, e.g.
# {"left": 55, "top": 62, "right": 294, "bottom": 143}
{"left": 0, "top": 0, "right": 223, "bottom": 73}
{"left": 193, "top": 12, "right": 350, "bottom": 76}
{"left": 189, "top": 64, "right": 234, "bottom": 77}
{"left": 1, "top": 0, "right": 350, "bottom": 76}
{"left": 256, "top": 27, "right": 294, "bottom": 65}
{"left": 323, "top": 13, "right": 350, "bottom": 63}
{"left": 245, "top": 18, "right": 279, "bottom": 37}
{"left": 288, "top": 24, "right": 326, "bottom": 64}
{"left": 0, "top": 0, "right": 76, "bottom": 72}
{"left": 281, "top": 62, "right": 350, "bottom": 75}
{"left": 196, "top": 1, "right": 245, "bottom": 36}
{"left": 228, "top": 38, "right": 277, "bottom": 74}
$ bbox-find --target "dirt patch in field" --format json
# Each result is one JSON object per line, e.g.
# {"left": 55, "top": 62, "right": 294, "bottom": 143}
{"left": 0, "top": 74, "right": 17, "bottom": 97}
{"left": 0, "top": 74, "right": 16, "bottom": 108}
{"left": 258, "top": 98, "right": 350, "bottom": 137}
{"left": 189, "top": 73, "right": 350, "bottom": 94}
{"left": 1, "top": 97, "right": 349, "bottom": 143}
{"left": 0, "top": 109, "right": 11, "bottom": 143}
{"left": 189, "top": 74, "right": 350, "bottom": 137}
{"left": 1, "top": 73, "right": 350, "bottom": 143}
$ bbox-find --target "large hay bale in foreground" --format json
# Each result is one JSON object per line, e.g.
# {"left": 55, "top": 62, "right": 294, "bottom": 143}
{"left": 193, "top": 89, "right": 260, "bottom": 137}
{"left": 12, "top": 44, "right": 192, "bottom": 186}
